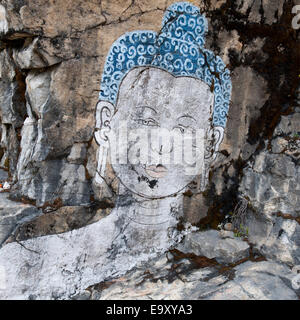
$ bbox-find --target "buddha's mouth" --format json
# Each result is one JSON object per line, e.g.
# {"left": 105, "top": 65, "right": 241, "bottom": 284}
{"left": 145, "top": 164, "right": 168, "bottom": 178}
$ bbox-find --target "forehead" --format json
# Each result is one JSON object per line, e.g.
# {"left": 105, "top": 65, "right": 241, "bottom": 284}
{"left": 117, "top": 67, "right": 213, "bottom": 115}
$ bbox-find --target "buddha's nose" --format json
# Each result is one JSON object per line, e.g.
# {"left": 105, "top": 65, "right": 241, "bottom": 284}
{"left": 151, "top": 140, "right": 173, "bottom": 155}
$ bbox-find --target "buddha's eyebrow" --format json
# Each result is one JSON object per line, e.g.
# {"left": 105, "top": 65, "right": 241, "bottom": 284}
{"left": 135, "top": 106, "right": 158, "bottom": 114}
{"left": 177, "top": 115, "right": 196, "bottom": 122}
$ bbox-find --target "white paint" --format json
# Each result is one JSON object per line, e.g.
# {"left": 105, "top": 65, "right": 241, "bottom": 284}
{"left": 0, "top": 265, "right": 6, "bottom": 291}
{"left": 0, "top": 5, "right": 8, "bottom": 34}
{"left": 0, "top": 67, "right": 226, "bottom": 299}
{"left": 291, "top": 274, "right": 300, "bottom": 290}
{"left": 97, "top": 67, "right": 216, "bottom": 198}
{"left": 2, "top": 182, "right": 10, "bottom": 190}
{"left": 0, "top": 193, "right": 183, "bottom": 299}
{"left": 292, "top": 5, "right": 300, "bottom": 30}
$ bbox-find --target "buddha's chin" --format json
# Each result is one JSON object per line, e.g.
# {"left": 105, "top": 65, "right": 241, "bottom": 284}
{"left": 113, "top": 164, "right": 195, "bottom": 198}
{"left": 124, "top": 180, "right": 189, "bottom": 199}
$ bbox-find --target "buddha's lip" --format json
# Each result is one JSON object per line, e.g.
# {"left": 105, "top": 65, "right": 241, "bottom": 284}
{"left": 145, "top": 165, "right": 168, "bottom": 178}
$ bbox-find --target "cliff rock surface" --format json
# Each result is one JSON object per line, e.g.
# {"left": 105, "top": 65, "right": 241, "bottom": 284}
{"left": 0, "top": 0, "right": 299, "bottom": 299}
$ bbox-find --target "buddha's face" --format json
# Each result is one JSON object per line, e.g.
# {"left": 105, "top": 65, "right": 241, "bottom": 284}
{"left": 100, "top": 67, "right": 214, "bottom": 198}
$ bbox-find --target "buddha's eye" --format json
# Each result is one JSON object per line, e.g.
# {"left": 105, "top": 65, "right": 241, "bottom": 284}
{"left": 174, "top": 125, "right": 187, "bottom": 134}
{"left": 173, "top": 125, "right": 197, "bottom": 138}
{"left": 136, "top": 118, "right": 159, "bottom": 127}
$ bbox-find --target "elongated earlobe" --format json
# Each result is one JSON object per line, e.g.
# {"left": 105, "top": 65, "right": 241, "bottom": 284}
{"left": 205, "top": 126, "right": 224, "bottom": 161}
{"left": 200, "top": 126, "right": 225, "bottom": 191}
{"left": 212, "top": 126, "right": 225, "bottom": 160}
{"left": 94, "top": 101, "right": 115, "bottom": 184}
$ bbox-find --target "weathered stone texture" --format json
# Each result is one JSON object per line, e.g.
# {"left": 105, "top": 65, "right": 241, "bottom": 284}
{"left": 238, "top": 107, "right": 300, "bottom": 266}
{"left": 178, "top": 229, "right": 250, "bottom": 264}
{"left": 86, "top": 253, "right": 299, "bottom": 300}
{"left": 0, "top": 0, "right": 299, "bottom": 300}
{"left": 0, "top": 0, "right": 298, "bottom": 209}
{"left": 0, "top": 191, "right": 42, "bottom": 246}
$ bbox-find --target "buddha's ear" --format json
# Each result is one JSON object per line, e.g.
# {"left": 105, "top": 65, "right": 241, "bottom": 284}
{"left": 212, "top": 126, "right": 224, "bottom": 156}
{"left": 205, "top": 126, "right": 224, "bottom": 161}
{"left": 94, "top": 100, "right": 115, "bottom": 185}
{"left": 94, "top": 100, "right": 115, "bottom": 146}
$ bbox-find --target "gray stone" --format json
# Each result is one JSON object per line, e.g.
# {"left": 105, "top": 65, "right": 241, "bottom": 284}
{"left": 262, "top": 0, "right": 285, "bottom": 25}
{"left": 26, "top": 71, "right": 51, "bottom": 118}
{"left": 14, "top": 159, "right": 91, "bottom": 207}
{"left": 205, "top": 261, "right": 298, "bottom": 300}
{"left": 14, "top": 116, "right": 91, "bottom": 207}
{"left": 238, "top": 112, "right": 300, "bottom": 266}
{"left": 0, "top": 123, "right": 21, "bottom": 174}
{"left": 258, "top": 217, "right": 300, "bottom": 266}
{"left": 274, "top": 113, "right": 300, "bottom": 137}
{"left": 0, "top": 192, "right": 42, "bottom": 246}
{"left": 271, "top": 137, "right": 288, "bottom": 154}
{"left": 240, "top": 152, "right": 300, "bottom": 218}
{"left": 87, "top": 255, "right": 298, "bottom": 300}
{"left": 219, "top": 230, "right": 235, "bottom": 239}
{"left": 235, "top": 0, "right": 284, "bottom": 25}
{"left": 67, "top": 143, "right": 87, "bottom": 165}
{"left": 178, "top": 230, "right": 250, "bottom": 264}
{"left": 0, "top": 50, "right": 25, "bottom": 127}
{"left": 13, "top": 38, "right": 62, "bottom": 70}
{"left": 72, "top": 290, "right": 91, "bottom": 300}
{"left": 0, "top": 169, "right": 8, "bottom": 182}
{"left": 0, "top": 49, "right": 25, "bottom": 174}
{"left": 10, "top": 205, "right": 112, "bottom": 241}
{"left": 11, "top": 62, "right": 95, "bottom": 205}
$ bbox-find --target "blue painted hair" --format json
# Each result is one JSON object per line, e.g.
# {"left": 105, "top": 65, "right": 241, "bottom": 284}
{"left": 99, "top": 2, "right": 232, "bottom": 127}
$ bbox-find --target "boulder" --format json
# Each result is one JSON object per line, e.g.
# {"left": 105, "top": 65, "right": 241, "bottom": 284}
{"left": 178, "top": 230, "right": 250, "bottom": 265}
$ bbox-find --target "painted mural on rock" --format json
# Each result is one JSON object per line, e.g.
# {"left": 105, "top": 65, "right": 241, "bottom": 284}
{"left": 94, "top": 2, "right": 232, "bottom": 220}
{"left": 95, "top": 1, "right": 231, "bottom": 193}
{"left": 0, "top": 2, "right": 232, "bottom": 299}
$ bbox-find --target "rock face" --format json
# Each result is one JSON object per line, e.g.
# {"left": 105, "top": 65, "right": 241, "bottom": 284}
{"left": 0, "top": 191, "right": 41, "bottom": 245}
{"left": 0, "top": 169, "right": 42, "bottom": 245}
{"left": 86, "top": 252, "right": 299, "bottom": 300}
{"left": 0, "top": 0, "right": 299, "bottom": 300}
{"left": 238, "top": 110, "right": 300, "bottom": 266}
{"left": 178, "top": 230, "right": 250, "bottom": 264}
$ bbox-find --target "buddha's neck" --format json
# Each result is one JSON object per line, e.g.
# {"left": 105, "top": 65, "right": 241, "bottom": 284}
{"left": 116, "top": 185, "right": 184, "bottom": 226}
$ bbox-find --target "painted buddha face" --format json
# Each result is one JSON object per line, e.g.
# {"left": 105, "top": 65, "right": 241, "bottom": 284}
{"left": 95, "top": 3, "right": 231, "bottom": 200}
{"left": 99, "top": 66, "right": 215, "bottom": 199}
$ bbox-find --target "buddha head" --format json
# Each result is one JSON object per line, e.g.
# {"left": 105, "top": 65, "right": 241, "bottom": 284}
{"left": 94, "top": 2, "right": 231, "bottom": 199}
